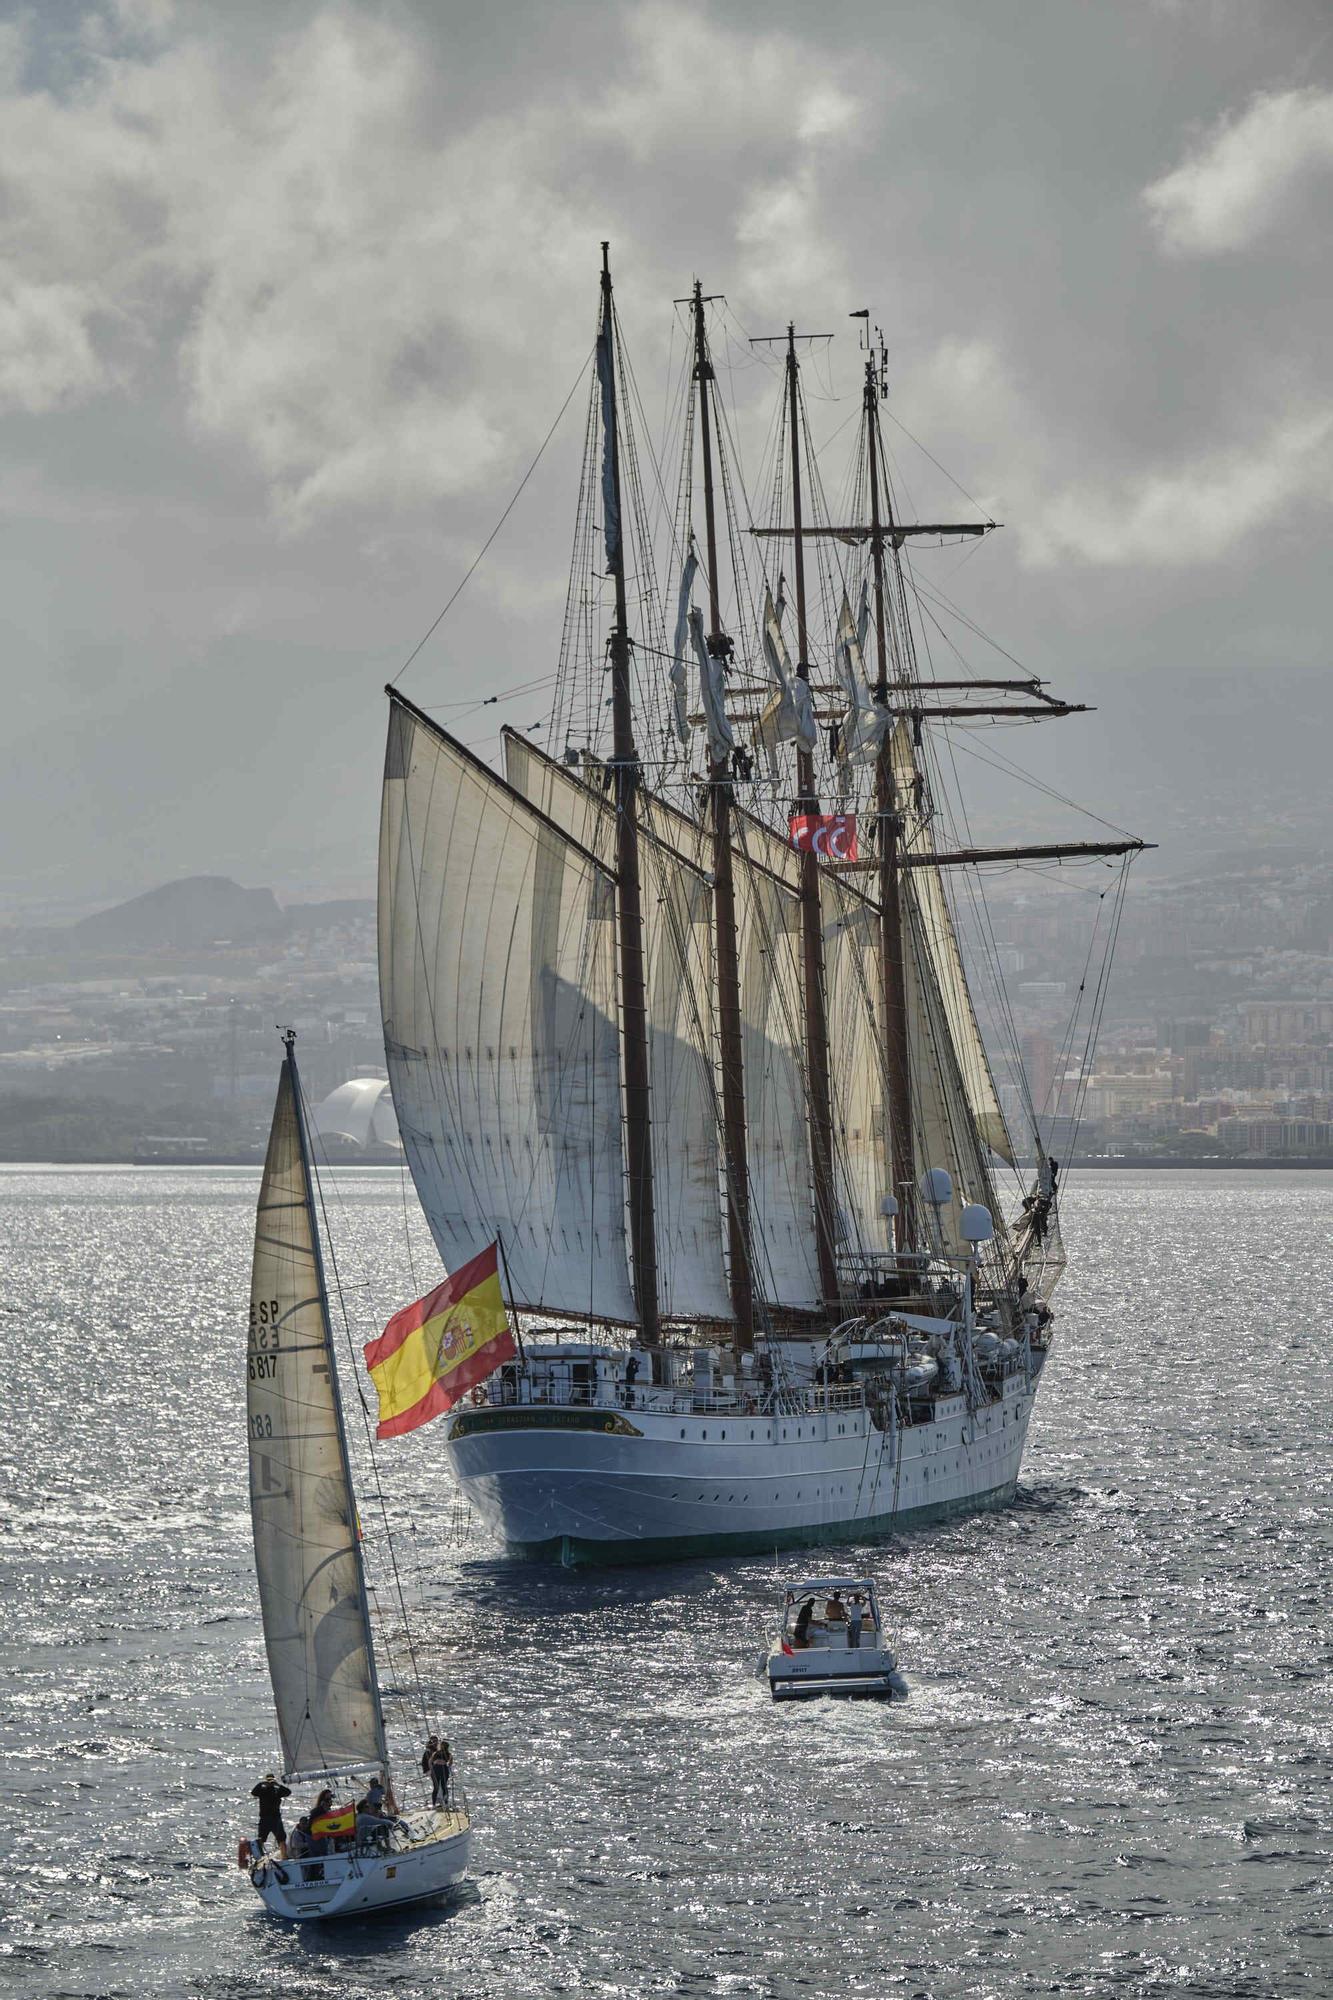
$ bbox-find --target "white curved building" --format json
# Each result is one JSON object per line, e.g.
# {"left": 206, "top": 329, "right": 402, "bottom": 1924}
{"left": 311, "top": 1075, "right": 401, "bottom": 1150}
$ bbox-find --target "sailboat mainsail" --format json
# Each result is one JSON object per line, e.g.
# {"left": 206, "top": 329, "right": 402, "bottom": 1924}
{"left": 248, "top": 1052, "right": 387, "bottom": 1779}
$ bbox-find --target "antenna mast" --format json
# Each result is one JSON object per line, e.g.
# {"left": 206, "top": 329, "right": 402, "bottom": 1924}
{"left": 691, "top": 282, "right": 755, "bottom": 1352}
{"left": 600, "top": 244, "right": 660, "bottom": 1341}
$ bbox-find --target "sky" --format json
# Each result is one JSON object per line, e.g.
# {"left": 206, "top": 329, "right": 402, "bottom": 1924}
{"left": 2, "top": 0, "right": 1331, "bottom": 919}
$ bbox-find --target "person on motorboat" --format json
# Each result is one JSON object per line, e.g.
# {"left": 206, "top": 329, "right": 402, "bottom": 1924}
{"left": 847, "top": 1594, "right": 864, "bottom": 1649}
{"left": 824, "top": 1593, "right": 846, "bottom": 1624}
{"left": 250, "top": 1774, "right": 291, "bottom": 1857}
{"left": 792, "top": 1599, "right": 814, "bottom": 1648}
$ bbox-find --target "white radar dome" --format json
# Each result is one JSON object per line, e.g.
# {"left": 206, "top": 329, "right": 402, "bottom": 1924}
{"left": 960, "top": 1203, "right": 994, "bottom": 1244}
{"left": 919, "top": 1167, "right": 953, "bottom": 1207}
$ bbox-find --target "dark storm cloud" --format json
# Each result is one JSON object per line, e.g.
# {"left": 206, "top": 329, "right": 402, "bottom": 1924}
{"left": 2, "top": 0, "right": 1330, "bottom": 913}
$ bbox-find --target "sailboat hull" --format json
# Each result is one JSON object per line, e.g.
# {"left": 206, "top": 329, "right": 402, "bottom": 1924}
{"left": 446, "top": 1370, "right": 1038, "bottom": 1567}
{"left": 249, "top": 1815, "right": 470, "bottom": 1923}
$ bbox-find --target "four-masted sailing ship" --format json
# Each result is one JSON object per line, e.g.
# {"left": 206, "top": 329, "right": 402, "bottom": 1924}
{"left": 376, "top": 246, "right": 1146, "bottom": 1566}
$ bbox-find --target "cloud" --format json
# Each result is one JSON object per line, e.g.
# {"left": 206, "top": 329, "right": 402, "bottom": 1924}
{"left": 0, "top": 2, "right": 866, "bottom": 527}
{"left": 1143, "top": 85, "right": 1333, "bottom": 254}
{"left": 1020, "top": 409, "right": 1333, "bottom": 567}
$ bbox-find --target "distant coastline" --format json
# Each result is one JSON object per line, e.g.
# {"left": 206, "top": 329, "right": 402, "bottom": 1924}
{"left": 5, "top": 1152, "right": 1333, "bottom": 1171}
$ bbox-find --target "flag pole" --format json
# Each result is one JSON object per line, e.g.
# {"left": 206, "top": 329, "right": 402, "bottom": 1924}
{"left": 494, "top": 1232, "right": 525, "bottom": 1364}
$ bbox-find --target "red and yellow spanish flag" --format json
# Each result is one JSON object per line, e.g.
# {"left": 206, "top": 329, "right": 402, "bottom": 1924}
{"left": 364, "top": 1241, "right": 515, "bottom": 1440}
{"left": 310, "top": 1803, "right": 355, "bottom": 1840}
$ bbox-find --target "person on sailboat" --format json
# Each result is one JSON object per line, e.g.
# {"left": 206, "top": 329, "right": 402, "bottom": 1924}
{"left": 429, "top": 1739, "right": 453, "bottom": 1808}
{"left": 250, "top": 1774, "right": 291, "bottom": 1856}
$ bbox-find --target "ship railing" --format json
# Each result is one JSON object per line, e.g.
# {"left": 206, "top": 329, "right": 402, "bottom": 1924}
{"left": 483, "top": 1378, "right": 868, "bottom": 1418}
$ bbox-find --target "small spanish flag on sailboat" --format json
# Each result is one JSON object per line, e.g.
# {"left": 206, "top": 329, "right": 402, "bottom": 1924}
{"left": 364, "top": 1241, "right": 516, "bottom": 1440}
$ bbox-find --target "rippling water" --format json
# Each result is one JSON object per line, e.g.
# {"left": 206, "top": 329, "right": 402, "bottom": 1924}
{"left": 1, "top": 1166, "right": 1329, "bottom": 2000}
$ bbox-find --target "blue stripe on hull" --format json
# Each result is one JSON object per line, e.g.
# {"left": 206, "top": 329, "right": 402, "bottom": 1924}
{"left": 505, "top": 1475, "right": 1019, "bottom": 1567}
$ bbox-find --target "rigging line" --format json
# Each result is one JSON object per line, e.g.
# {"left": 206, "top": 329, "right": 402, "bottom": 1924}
{"left": 426, "top": 670, "right": 561, "bottom": 712}
{"left": 390, "top": 347, "right": 591, "bottom": 689}
{"left": 936, "top": 722, "right": 1140, "bottom": 839}
{"left": 880, "top": 400, "right": 995, "bottom": 519}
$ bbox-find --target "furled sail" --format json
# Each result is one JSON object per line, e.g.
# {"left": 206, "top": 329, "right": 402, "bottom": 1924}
{"left": 892, "top": 720, "right": 1016, "bottom": 1165}
{"left": 380, "top": 696, "right": 637, "bottom": 1323}
{"left": 503, "top": 733, "right": 733, "bottom": 1321}
{"left": 249, "top": 1059, "right": 386, "bottom": 1779}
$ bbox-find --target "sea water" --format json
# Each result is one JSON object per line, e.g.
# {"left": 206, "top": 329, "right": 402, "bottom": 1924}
{"left": 0, "top": 1166, "right": 1328, "bottom": 2000}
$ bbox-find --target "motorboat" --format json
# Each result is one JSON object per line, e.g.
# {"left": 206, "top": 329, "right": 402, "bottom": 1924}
{"left": 765, "top": 1576, "right": 909, "bottom": 1702}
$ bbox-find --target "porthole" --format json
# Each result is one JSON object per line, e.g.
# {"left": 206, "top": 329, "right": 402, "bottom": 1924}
{"left": 750, "top": 1429, "right": 756, "bottom": 1440}
{"left": 721, "top": 1430, "right": 726, "bottom": 1440}
{"left": 702, "top": 1429, "right": 707, "bottom": 1439}
{"left": 680, "top": 1428, "right": 686, "bottom": 1439}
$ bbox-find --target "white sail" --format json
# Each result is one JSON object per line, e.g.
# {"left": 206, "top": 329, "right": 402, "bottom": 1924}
{"left": 821, "top": 874, "right": 891, "bottom": 1258}
{"left": 249, "top": 1061, "right": 386, "bottom": 1778}
{"left": 732, "top": 840, "right": 822, "bottom": 1307}
{"left": 380, "top": 698, "right": 637, "bottom": 1323}
{"left": 892, "top": 720, "right": 1016, "bottom": 1165}
{"left": 901, "top": 873, "right": 1005, "bottom": 1250}
{"left": 503, "top": 734, "right": 733, "bottom": 1321}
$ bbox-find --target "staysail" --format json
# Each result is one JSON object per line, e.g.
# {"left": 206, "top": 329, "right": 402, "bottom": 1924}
{"left": 892, "top": 719, "right": 1016, "bottom": 1165}
{"left": 248, "top": 1052, "right": 386, "bottom": 1779}
{"left": 380, "top": 694, "right": 637, "bottom": 1323}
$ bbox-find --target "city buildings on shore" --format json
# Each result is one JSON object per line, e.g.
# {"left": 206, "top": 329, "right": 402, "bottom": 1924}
{"left": 2, "top": 848, "right": 1330, "bottom": 1163}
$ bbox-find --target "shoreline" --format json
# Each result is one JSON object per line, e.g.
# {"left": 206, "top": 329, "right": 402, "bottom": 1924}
{"left": 3, "top": 1153, "right": 1333, "bottom": 1172}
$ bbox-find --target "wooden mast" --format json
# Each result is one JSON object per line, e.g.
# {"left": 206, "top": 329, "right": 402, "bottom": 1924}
{"left": 692, "top": 282, "right": 755, "bottom": 1352}
{"left": 600, "top": 244, "right": 659, "bottom": 1341}
{"left": 785, "top": 326, "right": 839, "bottom": 1306}
{"left": 864, "top": 357, "right": 914, "bottom": 1247}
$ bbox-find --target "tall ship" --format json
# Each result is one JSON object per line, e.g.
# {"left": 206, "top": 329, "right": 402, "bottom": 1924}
{"left": 376, "top": 248, "right": 1147, "bottom": 1565}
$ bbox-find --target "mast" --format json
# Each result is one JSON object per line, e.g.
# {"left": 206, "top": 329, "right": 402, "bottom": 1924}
{"left": 282, "top": 1029, "right": 389, "bottom": 1776}
{"left": 691, "top": 281, "right": 754, "bottom": 1353}
{"left": 865, "top": 359, "right": 914, "bottom": 1247}
{"left": 600, "top": 244, "right": 660, "bottom": 1342}
{"left": 785, "top": 326, "right": 839, "bottom": 1306}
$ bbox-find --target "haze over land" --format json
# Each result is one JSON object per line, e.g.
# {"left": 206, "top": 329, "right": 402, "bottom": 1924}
{"left": 1, "top": 0, "right": 1331, "bottom": 921}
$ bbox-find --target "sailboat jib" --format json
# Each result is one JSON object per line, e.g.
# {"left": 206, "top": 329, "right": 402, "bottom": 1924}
{"left": 248, "top": 1062, "right": 387, "bottom": 1780}
{"left": 380, "top": 693, "right": 638, "bottom": 1324}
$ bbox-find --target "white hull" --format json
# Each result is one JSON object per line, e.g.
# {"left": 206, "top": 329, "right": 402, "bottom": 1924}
{"left": 447, "top": 1366, "right": 1040, "bottom": 1564}
{"left": 250, "top": 1811, "right": 470, "bottom": 1922}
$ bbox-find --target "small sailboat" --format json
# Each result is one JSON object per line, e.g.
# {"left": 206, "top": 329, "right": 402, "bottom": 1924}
{"left": 242, "top": 1031, "right": 470, "bottom": 1922}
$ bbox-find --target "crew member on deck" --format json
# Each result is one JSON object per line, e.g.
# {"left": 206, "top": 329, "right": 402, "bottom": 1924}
{"left": 430, "top": 1739, "right": 453, "bottom": 1807}
{"left": 250, "top": 1773, "right": 291, "bottom": 1857}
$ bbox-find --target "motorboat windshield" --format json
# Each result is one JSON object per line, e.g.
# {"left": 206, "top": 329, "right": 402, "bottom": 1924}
{"left": 781, "top": 1577, "right": 881, "bottom": 1649}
